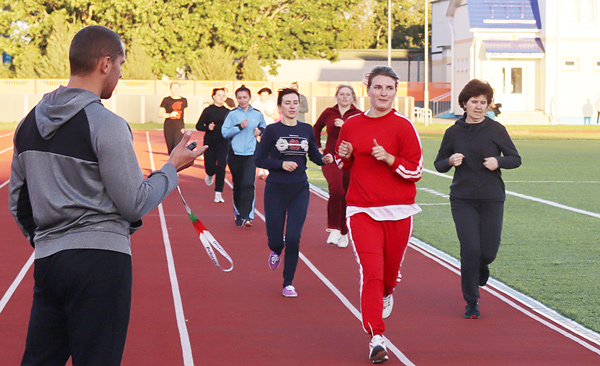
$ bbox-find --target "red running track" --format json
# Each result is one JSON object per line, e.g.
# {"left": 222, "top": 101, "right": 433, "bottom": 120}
{"left": 1, "top": 130, "right": 599, "bottom": 365}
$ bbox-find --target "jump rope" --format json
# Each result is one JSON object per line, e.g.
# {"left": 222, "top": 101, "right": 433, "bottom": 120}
{"left": 175, "top": 142, "right": 234, "bottom": 272}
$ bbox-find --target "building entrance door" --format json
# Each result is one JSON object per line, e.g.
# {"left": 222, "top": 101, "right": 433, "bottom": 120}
{"left": 488, "top": 62, "right": 528, "bottom": 111}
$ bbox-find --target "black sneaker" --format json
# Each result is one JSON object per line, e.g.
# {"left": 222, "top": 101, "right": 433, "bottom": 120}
{"left": 464, "top": 301, "right": 480, "bottom": 319}
{"left": 235, "top": 216, "right": 243, "bottom": 227}
{"left": 479, "top": 265, "right": 490, "bottom": 286}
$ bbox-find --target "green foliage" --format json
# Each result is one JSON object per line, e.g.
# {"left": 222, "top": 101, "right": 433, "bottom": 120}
{"left": 0, "top": 0, "right": 427, "bottom": 79}
{"left": 240, "top": 49, "right": 266, "bottom": 81}
{"left": 187, "top": 45, "right": 237, "bottom": 81}
{"left": 14, "top": 46, "right": 42, "bottom": 79}
{"left": 36, "top": 12, "right": 78, "bottom": 78}
{"left": 121, "top": 38, "right": 155, "bottom": 80}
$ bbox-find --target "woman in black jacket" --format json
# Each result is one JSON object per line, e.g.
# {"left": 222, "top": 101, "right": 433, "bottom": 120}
{"left": 434, "top": 79, "right": 521, "bottom": 319}
{"left": 196, "top": 88, "right": 231, "bottom": 203}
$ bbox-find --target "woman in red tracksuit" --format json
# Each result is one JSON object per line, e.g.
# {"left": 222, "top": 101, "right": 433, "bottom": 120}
{"left": 313, "top": 84, "right": 362, "bottom": 248}
{"left": 336, "top": 66, "right": 423, "bottom": 364}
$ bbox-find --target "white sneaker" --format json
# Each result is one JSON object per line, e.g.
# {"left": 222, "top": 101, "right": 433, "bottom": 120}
{"left": 337, "top": 234, "right": 349, "bottom": 248}
{"left": 369, "top": 335, "right": 388, "bottom": 364}
{"left": 326, "top": 229, "right": 341, "bottom": 245}
{"left": 214, "top": 192, "right": 224, "bottom": 203}
{"left": 205, "top": 175, "right": 214, "bottom": 186}
{"left": 382, "top": 294, "right": 394, "bottom": 319}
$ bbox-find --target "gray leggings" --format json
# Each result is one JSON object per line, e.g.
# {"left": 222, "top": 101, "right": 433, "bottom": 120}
{"left": 450, "top": 197, "right": 504, "bottom": 302}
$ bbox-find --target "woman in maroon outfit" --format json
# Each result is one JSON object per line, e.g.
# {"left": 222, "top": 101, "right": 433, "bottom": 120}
{"left": 313, "top": 84, "right": 361, "bottom": 247}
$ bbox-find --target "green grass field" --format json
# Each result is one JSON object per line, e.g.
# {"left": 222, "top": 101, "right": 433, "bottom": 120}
{"left": 308, "top": 125, "right": 600, "bottom": 333}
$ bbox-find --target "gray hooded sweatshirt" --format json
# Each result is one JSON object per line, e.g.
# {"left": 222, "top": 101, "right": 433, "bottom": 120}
{"left": 9, "top": 86, "right": 178, "bottom": 259}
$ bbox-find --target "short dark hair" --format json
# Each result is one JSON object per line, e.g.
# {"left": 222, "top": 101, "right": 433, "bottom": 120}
{"left": 258, "top": 87, "right": 272, "bottom": 95}
{"left": 277, "top": 88, "right": 300, "bottom": 106}
{"left": 458, "top": 79, "right": 494, "bottom": 109}
{"left": 69, "top": 25, "right": 124, "bottom": 76}
{"left": 235, "top": 85, "right": 251, "bottom": 98}
{"left": 211, "top": 87, "right": 226, "bottom": 97}
{"left": 366, "top": 66, "right": 399, "bottom": 88}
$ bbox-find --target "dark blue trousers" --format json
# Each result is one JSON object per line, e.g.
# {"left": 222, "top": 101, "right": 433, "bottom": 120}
{"left": 450, "top": 198, "right": 504, "bottom": 303}
{"left": 21, "top": 249, "right": 132, "bottom": 366}
{"left": 264, "top": 181, "right": 310, "bottom": 287}
{"left": 204, "top": 141, "right": 228, "bottom": 193}
{"left": 228, "top": 154, "right": 256, "bottom": 221}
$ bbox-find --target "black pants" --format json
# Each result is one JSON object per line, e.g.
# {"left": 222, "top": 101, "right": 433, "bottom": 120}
{"left": 21, "top": 249, "right": 132, "bottom": 366}
{"left": 204, "top": 140, "right": 228, "bottom": 192}
{"left": 163, "top": 119, "right": 184, "bottom": 154}
{"left": 450, "top": 198, "right": 504, "bottom": 303}
{"left": 264, "top": 181, "right": 310, "bottom": 287}
{"left": 227, "top": 154, "right": 256, "bottom": 221}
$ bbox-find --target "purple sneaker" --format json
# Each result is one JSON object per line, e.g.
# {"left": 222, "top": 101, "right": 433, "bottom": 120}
{"left": 282, "top": 285, "right": 298, "bottom": 297}
{"left": 268, "top": 251, "right": 281, "bottom": 270}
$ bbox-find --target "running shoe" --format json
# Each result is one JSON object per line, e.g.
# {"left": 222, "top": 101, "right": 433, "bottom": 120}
{"left": 382, "top": 294, "right": 394, "bottom": 319}
{"left": 235, "top": 216, "right": 243, "bottom": 227}
{"left": 326, "top": 229, "right": 340, "bottom": 245}
{"left": 368, "top": 335, "right": 389, "bottom": 364}
{"left": 214, "top": 192, "right": 225, "bottom": 203}
{"left": 268, "top": 251, "right": 281, "bottom": 270}
{"left": 337, "top": 234, "right": 349, "bottom": 248}
{"left": 282, "top": 285, "right": 298, "bottom": 297}
{"left": 464, "top": 301, "right": 480, "bottom": 319}
{"left": 243, "top": 219, "right": 253, "bottom": 228}
{"left": 479, "top": 265, "right": 490, "bottom": 286}
{"left": 205, "top": 175, "right": 214, "bottom": 186}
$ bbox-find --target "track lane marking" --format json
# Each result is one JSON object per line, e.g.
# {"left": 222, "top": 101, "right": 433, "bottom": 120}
{"left": 145, "top": 132, "right": 195, "bottom": 366}
{"left": 228, "top": 178, "right": 415, "bottom": 365}
{"left": 0, "top": 253, "right": 34, "bottom": 315}
{"left": 423, "top": 168, "right": 600, "bottom": 219}
{"left": 310, "top": 183, "right": 600, "bottom": 355}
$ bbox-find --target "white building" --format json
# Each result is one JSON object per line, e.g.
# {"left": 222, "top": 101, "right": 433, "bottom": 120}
{"left": 432, "top": 0, "right": 600, "bottom": 124}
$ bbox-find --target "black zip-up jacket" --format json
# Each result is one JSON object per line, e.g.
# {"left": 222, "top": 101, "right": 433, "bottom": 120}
{"left": 434, "top": 115, "right": 521, "bottom": 201}
{"left": 195, "top": 104, "right": 230, "bottom": 144}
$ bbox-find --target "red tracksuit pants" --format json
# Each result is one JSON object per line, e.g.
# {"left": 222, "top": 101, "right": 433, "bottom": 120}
{"left": 348, "top": 213, "right": 413, "bottom": 336}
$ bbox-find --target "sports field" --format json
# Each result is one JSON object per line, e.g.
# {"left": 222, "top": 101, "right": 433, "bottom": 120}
{"left": 311, "top": 123, "right": 600, "bottom": 333}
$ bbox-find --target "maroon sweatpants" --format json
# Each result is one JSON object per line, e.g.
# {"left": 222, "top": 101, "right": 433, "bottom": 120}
{"left": 322, "top": 163, "right": 350, "bottom": 234}
{"left": 348, "top": 213, "right": 413, "bottom": 336}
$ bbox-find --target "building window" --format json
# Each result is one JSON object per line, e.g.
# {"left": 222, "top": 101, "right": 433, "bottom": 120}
{"left": 562, "top": 59, "right": 578, "bottom": 71}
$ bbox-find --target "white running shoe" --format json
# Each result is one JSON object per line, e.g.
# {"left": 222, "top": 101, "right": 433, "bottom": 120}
{"left": 326, "top": 229, "right": 341, "bottom": 245}
{"left": 369, "top": 335, "right": 388, "bottom": 364}
{"left": 382, "top": 294, "right": 394, "bottom": 319}
{"left": 337, "top": 234, "right": 349, "bottom": 248}
{"left": 205, "top": 175, "right": 214, "bottom": 186}
{"left": 214, "top": 192, "right": 224, "bottom": 203}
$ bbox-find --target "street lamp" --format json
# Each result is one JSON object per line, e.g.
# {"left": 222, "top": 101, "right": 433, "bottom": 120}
{"left": 388, "top": 0, "right": 392, "bottom": 67}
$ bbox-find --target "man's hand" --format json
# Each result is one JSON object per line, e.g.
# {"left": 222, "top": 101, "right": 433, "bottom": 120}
{"left": 167, "top": 132, "right": 208, "bottom": 172}
{"left": 371, "top": 139, "right": 394, "bottom": 166}
{"left": 337, "top": 140, "right": 353, "bottom": 159}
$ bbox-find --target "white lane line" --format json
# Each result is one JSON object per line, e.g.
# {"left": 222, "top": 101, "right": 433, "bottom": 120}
{"left": 239, "top": 179, "right": 415, "bottom": 365}
{"left": 417, "top": 187, "right": 449, "bottom": 198}
{"left": 0, "top": 146, "right": 13, "bottom": 154}
{"left": 423, "top": 168, "right": 600, "bottom": 219}
{"left": 146, "top": 132, "right": 195, "bottom": 366}
{"left": 0, "top": 179, "right": 8, "bottom": 190}
{"left": 505, "top": 181, "right": 600, "bottom": 184}
{"left": 0, "top": 252, "right": 34, "bottom": 315}
{"left": 0, "top": 131, "right": 14, "bottom": 138}
{"left": 409, "top": 238, "right": 600, "bottom": 353}
{"left": 309, "top": 183, "right": 600, "bottom": 354}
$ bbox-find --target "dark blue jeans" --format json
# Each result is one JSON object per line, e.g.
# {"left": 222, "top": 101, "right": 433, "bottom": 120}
{"left": 264, "top": 181, "right": 310, "bottom": 287}
{"left": 21, "top": 249, "right": 132, "bottom": 366}
{"left": 450, "top": 197, "right": 504, "bottom": 303}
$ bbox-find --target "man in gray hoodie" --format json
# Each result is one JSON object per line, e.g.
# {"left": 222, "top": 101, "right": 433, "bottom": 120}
{"left": 9, "top": 25, "right": 206, "bottom": 366}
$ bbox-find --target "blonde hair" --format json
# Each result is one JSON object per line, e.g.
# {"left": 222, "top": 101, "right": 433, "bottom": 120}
{"left": 335, "top": 84, "right": 357, "bottom": 104}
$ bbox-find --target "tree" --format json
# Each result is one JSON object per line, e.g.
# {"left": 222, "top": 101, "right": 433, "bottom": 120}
{"left": 187, "top": 45, "right": 237, "bottom": 80}
{"left": 239, "top": 49, "right": 266, "bottom": 81}
{"left": 36, "top": 12, "right": 77, "bottom": 78}
{"left": 121, "top": 38, "right": 155, "bottom": 80}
